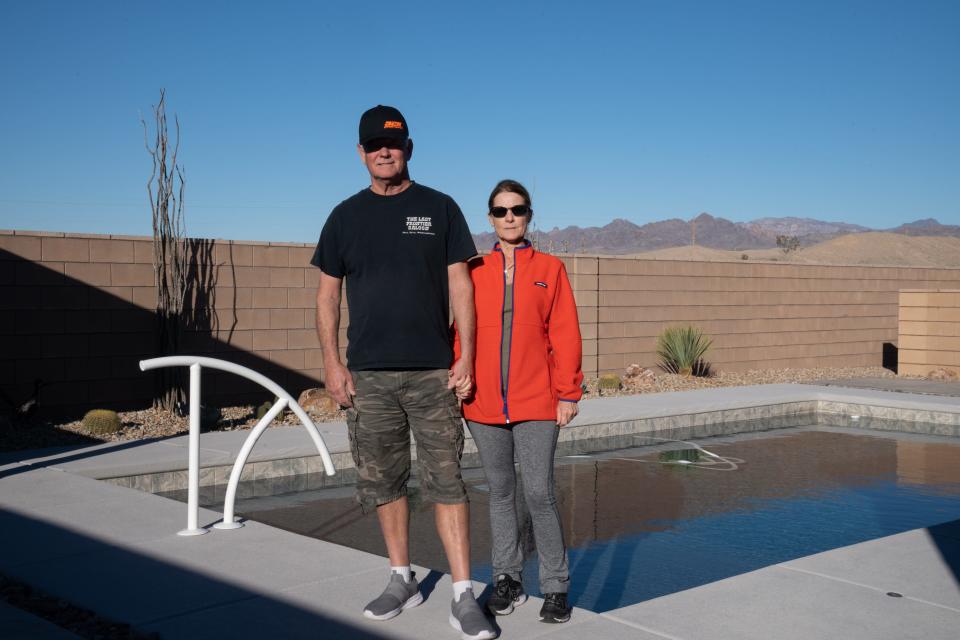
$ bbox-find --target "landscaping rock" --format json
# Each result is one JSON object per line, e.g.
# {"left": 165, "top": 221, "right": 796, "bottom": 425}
{"left": 298, "top": 387, "right": 339, "bottom": 415}
{"left": 927, "top": 367, "right": 959, "bottom": 381}
{"left": 624, "top": 364, "right": 656, "bottom": 386}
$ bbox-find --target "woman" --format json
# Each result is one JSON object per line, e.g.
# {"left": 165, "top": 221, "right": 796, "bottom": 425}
{"left": 455, "top": 179, "right": 583, "bottom": 624}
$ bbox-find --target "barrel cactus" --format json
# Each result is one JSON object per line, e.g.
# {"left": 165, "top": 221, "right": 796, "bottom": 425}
{"left": 598, "top": 373, "right": 622, "bottom": 392}
{"left": 82, "top": 409, "right": 122, "bottom": 435}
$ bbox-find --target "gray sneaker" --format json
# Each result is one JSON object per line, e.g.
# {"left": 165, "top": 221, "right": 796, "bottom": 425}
{"left": 449, "top": 588, "right": 497, "bottom": 640}
{"left": 363, "top": 572, "right": 423, "bottom": 620}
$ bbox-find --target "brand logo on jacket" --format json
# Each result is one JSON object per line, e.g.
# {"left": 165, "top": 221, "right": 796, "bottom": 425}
{"left": 404, "top": 216, "right": 435, "bottom": 235}
{"left": 534, "top": 281, "right": 548, "bottom": 288}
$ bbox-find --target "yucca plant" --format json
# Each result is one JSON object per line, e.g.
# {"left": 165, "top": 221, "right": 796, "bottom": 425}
{"left": 656, "top": 325, "right": 713, "bottom": 377}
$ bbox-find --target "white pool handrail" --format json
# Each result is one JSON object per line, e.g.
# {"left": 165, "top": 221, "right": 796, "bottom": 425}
{"left": 139, "top": 355, "right": 336, "bottom": 536}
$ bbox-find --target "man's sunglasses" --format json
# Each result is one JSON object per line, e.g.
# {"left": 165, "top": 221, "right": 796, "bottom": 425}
{"left": 361, "top": 138, "right": 406, "bottom": 153}
{"left": 489, "top": 205, "right": 532, "bottom": 218}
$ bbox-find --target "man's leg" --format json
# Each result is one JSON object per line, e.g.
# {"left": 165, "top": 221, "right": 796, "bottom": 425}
{"left": 378, "top": 496, "right": 411, "bottom": 567}
{"left": 348, "top": 371, "right": 421, "bottom": 620}
{"left": 435, "top": 501, "right": 470, "bottom": 582}
{"left": 404, "top": 370, "right": 495, "bottom": 639}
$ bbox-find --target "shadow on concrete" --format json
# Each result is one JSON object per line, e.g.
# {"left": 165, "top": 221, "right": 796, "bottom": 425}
{"left": 1, "top": 245, "right": 322, "bottom": 433}
{"left": 928, "top": 517, "right": 960, "bottom": 588}
{"left": 0, "top": 507, "right": 389, "bottom": 639}
{"left": 0, "top": 432, "right": 198, "bottom": 480}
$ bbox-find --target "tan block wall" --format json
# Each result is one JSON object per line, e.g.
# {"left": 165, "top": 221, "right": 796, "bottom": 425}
{"left": 4, "top": 229, "right": 960, "bottom": 417}
{"left": 577, "top": 257, "right": 960, "bottom": 376}
{"left": 898, "top": 290, "right": 960, "bottom": 377}
{"left": 1, "top": 230, "right": 336, "bottom": 415}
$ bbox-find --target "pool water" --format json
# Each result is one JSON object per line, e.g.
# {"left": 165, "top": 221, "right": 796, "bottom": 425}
{"left": 163, "top": 427, "right": 960, "bottom": 612}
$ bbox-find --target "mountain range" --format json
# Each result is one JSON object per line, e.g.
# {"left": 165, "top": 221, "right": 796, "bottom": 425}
{"left": 471, "top": 214, "right": 960, "bottom": 255}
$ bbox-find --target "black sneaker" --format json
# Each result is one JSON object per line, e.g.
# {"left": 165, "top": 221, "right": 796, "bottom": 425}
{"left": 486, "top": 574, "right": 527, "bottom": 616}
{"left": 538, "top": 592, "right": 571, "bottom": 623}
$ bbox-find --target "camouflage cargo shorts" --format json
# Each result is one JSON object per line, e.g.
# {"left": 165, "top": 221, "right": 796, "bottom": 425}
{"left": 345, "top": 369, "right": 467, "bottom": 511}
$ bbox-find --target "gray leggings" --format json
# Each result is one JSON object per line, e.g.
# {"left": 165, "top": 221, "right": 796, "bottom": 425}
{"left": 467, "top": 420, "right": 569, "bottom": 593}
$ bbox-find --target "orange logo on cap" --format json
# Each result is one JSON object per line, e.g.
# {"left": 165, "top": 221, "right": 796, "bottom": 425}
{"left": 383, "top": 121, "right": 404, "bottom": 129}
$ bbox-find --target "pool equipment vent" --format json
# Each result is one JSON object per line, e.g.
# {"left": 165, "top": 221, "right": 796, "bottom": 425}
{"left": 611, "top": 437, "right": 744, "bottom": 471}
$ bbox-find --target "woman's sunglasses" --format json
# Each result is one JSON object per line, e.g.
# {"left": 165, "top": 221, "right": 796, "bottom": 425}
{"left": 489, "top": 205, "right": 532, "bottom": 218}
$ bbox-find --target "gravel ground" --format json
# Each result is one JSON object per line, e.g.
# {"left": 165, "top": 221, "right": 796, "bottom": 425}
{"left": 585, "top": 365, "right": 899, "bottom": 396}
{"left": 0, "top": 573, "right": 158, "bottom": 640}
{"left": 1, "top": 366, "right": 904, "bottom": 454}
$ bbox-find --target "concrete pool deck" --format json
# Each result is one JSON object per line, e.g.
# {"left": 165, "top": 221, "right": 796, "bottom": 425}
{"left": 2, "top": 382, "right": 960, "bottom": 639}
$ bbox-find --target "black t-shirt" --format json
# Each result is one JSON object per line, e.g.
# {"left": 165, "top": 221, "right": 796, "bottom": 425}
{"left": 311, "top": 183, "right": 477, "bottom": 370}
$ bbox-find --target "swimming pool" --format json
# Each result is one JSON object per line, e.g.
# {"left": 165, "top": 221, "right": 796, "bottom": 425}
{"left": 159, "top": 426, "right": 960, "bottom": 612}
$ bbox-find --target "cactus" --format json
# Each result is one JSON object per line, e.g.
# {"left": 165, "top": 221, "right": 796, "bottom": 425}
{"left": 598, "top": 373, "right": 622, "bottom": 392}
{"left": 255, "top": 400, "right": 273, "bottom": 421}
{"left": 82, "top": 409, "right": 122, "bottom": 435}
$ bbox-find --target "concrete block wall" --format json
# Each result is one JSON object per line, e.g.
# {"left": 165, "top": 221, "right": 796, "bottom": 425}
{"left": 567, "top": 256, "right": 960, "bottom": 376}
{"left": 1, "top": 230, "right": 340, "bottom": 415}
{"left": 4, "top": 229, "right": 960, "bottom": 417}
{"left": 898, "top": 289, "right": 960, "bottom": 377}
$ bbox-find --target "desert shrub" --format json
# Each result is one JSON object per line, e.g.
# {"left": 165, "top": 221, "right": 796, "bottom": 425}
{"left": 776, "top": 235, "right": 801, "bottom": 254}
{"left": 656, "top": 325, "right": 713, "bottom": 377}
{"left": 82, "top": 409, "right": 122, "bottom": 435}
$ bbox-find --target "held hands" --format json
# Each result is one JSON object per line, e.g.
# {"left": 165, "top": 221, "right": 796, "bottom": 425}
{"left": 557, "top": 401, "right": 578, "bottom": 427}
{"left": 448, "top": 359, "right": 473, "bottom": 400}
{"left": 326, "top": 361, "right": 356, "bottom": 408}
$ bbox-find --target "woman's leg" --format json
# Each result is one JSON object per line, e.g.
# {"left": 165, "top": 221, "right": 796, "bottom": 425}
{"left": 466, "top": 421, "right": 523, "bottom": 580}
{"left": 514, "top": 420, "right": 569, "bottom": 594}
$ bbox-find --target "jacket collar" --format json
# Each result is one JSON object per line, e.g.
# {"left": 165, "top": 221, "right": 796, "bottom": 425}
{"left": 492, "top": 239, "right": 533, "bottom": 254}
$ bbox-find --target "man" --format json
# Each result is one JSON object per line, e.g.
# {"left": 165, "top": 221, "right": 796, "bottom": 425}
{"left": 312, "top": 105, "right": 496, "bottom": 640}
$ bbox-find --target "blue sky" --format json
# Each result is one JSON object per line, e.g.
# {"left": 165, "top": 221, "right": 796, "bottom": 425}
{"left": 1, "top": 1, "right": 957, "bottom": 242}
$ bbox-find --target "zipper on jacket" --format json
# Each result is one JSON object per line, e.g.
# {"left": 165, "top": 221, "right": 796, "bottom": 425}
{"left": 498, "top": 242, "right": 533, "bottom": 423}
{"left": 499, "top": 248, "right": 515, "bottom": 423}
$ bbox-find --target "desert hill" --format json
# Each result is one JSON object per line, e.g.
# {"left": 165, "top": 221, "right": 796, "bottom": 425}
{"left": 631, "top": 232, "right": 960, "bottom": 267}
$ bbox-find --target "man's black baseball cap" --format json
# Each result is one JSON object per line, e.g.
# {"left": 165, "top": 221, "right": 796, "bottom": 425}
{"left": 358, "top": 105, "right": 409, "bottom": 145}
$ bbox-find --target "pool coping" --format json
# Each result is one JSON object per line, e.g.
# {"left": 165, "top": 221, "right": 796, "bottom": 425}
{"left": 24, "top": 382, "right": 957, "bottom": 495}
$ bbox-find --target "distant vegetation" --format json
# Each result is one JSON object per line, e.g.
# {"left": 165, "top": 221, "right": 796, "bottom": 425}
{"left": 776, "top": 235, "right": 801, "bottom": 254}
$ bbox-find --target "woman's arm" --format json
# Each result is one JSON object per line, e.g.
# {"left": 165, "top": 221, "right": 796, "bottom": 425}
{"left": 548, "top": 263, "right": 584, "bottom": 422}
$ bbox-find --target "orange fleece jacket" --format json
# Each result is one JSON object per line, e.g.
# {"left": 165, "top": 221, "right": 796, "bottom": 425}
{"left": 455, "top": 242, "right": 583, "bottom": 424}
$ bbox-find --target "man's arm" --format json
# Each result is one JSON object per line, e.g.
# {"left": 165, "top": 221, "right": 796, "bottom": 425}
{"left": 447, "top": 262, "right": 475, "bottom": 389}
{"left": 316, "top": 272, "right": 355, "bottom": 407}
